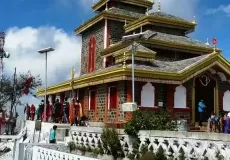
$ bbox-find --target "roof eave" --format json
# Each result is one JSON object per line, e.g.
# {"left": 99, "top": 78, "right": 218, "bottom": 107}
{"left": 92, "top": 0, "right": 153, "bottom": 11}
{"left": 124, "top": 16, "right": 196, "bottom": 33}
{"left": 74, "top": 12, "right": 136, "bottom": 34}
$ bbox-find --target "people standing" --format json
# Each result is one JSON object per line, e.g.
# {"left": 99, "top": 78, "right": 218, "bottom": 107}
{"left": 45, "top": 101, "right": 51, "bottom": 122}
{"left": 224, "top": 113, "right": 230, "bottom": 134}
{"left": 54, "top": 99, "right": 61, "bottom": 123}
{"left": 62, "top": 97, "right": 69, "bottom": 123}
{"left": 49, "top": 125, "right": 57, "bottom": 143}
{"left": 69, "top": 98, "right": 75, "bottom": 126}
{"left": 24, "top": 103, "right": 31, "bottom": 120}
{"left": 37, "top": 100, "right": 44, "bottom": 120}
{"left": 75, "top": 99, "right": 83, "bottom": 125}
{"left": 198, "top": 99, "right": 206, "bottom": 127}
{"left": 30, "top": 104, "right": 36, "bottom": 121}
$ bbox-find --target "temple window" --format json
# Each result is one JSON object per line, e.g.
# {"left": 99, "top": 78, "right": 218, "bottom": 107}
{"left": 88, "top": 36, "right": 96, "bottom": 73}
{"left": 141, "top": 82, "right": 155, "bottom": 107}
{"left": 89, "top": 90, "right": 96, "bottom": 110}
{"left": 108, "top": 86, "right": 117, "bottom": 109}
{"left": 174, "top": 85, "right": 187, "bottom": 108}
{"left": 223, "top": 90, "right": 230, "bottom": 111}
{"left": 105, "top": 56, "right": 115, "bottom": 67}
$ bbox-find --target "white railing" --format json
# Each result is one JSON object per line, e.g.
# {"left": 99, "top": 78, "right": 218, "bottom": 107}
{"left": 139, "top": 130, "right": 230, "bottom": 159}
{"left": 70, "top": 126, "right": 230, "bottom": 160}
{"left": 70, "top": 126, "right": 133, "bottom": 155}
{"left": 32, "top": 146, "right": 99, "bottom": 160}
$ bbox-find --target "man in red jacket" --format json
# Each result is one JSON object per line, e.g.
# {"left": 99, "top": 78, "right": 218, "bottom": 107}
{"left": 30, "top": 104, "right": 36, "bottom": 121}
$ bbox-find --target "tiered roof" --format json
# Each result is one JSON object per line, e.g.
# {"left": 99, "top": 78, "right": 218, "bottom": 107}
{"left": 92, "top": 0, "right": 153, "bottom": 11}
{"left": 124, "top": 12, "right": 196, "bottom": 34}
{"left": 101, "top": 30, "right": 220, "bottom": 56}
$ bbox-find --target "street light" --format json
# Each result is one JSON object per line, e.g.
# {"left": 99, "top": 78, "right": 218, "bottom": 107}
{"left": 122, "top": 32, "right": 145, "bottom": 103}
{"left": 38, "top": 47, "right": 54, "bottom": 122}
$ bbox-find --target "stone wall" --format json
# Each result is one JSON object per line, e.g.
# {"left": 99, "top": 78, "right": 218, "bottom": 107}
{"left": 108, "top": 20, "right": 125, "bottom": 45}
{"left": 96, "top": 84, "right": 107, "bottom": 122}
{"left": 117, "top": 81, "right": 127, "bottom": 122}
{"left": 80, "top": 21, "right": 104, "bottom": 75}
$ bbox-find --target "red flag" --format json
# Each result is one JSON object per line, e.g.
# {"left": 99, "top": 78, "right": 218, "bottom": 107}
{"left": 212, "top": 38, "right": 217, "bottom": 45}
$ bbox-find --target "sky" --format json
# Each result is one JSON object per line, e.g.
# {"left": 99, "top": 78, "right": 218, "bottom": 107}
{"left": 1, "top": 0, "right": 230, "bottom": 118}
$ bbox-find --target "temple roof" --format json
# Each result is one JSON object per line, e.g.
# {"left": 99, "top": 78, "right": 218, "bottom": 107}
{"left": 75, "top": 7, "right": 142, "bottom": 34}
{"left": 101, "top": 30, "right": 218, "bottom": 56}
{"left": 106, "top": 7, "right": 144, "bottom": 18}
{"left": 113, "top": 42, "right": 156, "bottom": 56}
{"left": 37, "top": 53, "right": 230, "bottom": 96}
{"left": 150, "top": 12, "right": 192, "bottom": 24}
{"left": 126, "top": 54, "right": 213, "bottom": 73}
{"left": 92, "top": 0, "right": 154, "bottom": 11}
{"left": 147, "top": 31, "right": 211, "bottom": 49}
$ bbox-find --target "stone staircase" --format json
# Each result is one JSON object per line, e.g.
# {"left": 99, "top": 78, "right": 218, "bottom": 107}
{"left": 189, "top": 122, "right": 207, "bottom": 132}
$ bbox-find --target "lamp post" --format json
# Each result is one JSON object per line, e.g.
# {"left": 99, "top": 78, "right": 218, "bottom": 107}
{"left": 38, "top": 47, "right": 54, "bottom": 122}
{"left": 122, "top": 33, "right": 145, "bottom": 103}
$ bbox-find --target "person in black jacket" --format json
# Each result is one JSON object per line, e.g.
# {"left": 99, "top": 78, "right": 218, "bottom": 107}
{"left": 62, "top": 97, "right": 69, "bottom": 123}
{"left": 37, "top": 100, "right": 44, "bottom": 120}
{"left": 53, "top": 99, "right": 61, "bottom": 123}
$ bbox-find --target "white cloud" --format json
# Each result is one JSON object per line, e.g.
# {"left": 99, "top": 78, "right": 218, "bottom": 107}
{"left": 206, "top": 5, "right": 230, "bottom": 16}
{"left": 3, "top": 26, "right": 81, "bottom": 118}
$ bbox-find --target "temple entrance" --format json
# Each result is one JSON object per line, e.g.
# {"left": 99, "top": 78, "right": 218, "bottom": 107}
{"left": 195, "top": 74, "right": 216, "bottom": 122}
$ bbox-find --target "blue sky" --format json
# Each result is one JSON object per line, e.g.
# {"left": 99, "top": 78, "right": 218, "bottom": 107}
{"left": 1, "top": 0, "right": 230, "bottom": 117}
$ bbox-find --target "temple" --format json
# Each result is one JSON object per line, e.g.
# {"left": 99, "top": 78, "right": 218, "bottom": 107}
{"left": 37, "top": 0, "right": 230, "bottom": 127}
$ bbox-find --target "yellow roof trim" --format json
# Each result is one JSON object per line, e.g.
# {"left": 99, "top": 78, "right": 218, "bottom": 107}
{"left": 74, "top": 12, "right": 136, "bottom": 34}
{"left": 101, "top": 39, "right": 220, "bottom": 56}
{"left": 92, "top": 0, "right": 153, "bottom": 11}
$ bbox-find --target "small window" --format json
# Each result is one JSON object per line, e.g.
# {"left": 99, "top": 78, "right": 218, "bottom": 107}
{"left": 108, "top": 86, "right": 117, "bottom": 109}
{"left": 89, "top": 90, "right": 96, "bottom": 110}
{"left": 105, "top": 56, "right": 115, "bottom": 67}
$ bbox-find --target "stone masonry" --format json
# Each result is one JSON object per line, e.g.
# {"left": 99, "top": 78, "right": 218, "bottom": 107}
{"left": 80, "top": 21, "right": 104, "bottom": 75}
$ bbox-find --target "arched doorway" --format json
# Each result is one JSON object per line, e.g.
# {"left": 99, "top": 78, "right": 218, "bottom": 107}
{"left": 195, "top": 74, "right": 216, "bottom": 122}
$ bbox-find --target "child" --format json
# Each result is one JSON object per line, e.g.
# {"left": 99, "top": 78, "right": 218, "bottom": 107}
{"left": 207, "top": 112, "right": 217, "bottom": 132}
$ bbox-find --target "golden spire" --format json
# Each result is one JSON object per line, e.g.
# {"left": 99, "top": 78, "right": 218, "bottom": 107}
{"left": 146, "top": 8, "right": 149, "bottom": 15}
{"left": 158, "top": 0, "right": 161, "bottom": 12}
{"left": 192, "top": 16, "right": 196, "bottom": 24}
{"left": 123, "top": 52, "right": 127, "bottom": 68}
{"left": 105, "top": 0, "right": 108, "bottom": 11}
{"left": 205, "top": 38, "right": 209, "bottom": 46}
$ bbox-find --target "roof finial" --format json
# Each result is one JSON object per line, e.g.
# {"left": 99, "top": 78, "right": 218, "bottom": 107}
{"left": 105, "top": 0, "right": 108, "bottom": 11}
{"left": 192, "top": 16, "right": 196, "bottom": 24}
{"left": 123, "top": 52, "right": 127, "bottom": 69}
{"left": 146, "top": 8, "right": 149, "bottom": 15}
{"left": 205, "top": 38, "right": 209, "bottom": 46}
{"left": 212, "top": 38, "right": 217, "bottom": 53}
{"left": 158, "top": 0, "right": 161, "bottom": 12}
{"left": 140, "top": 26, "right": 143, "bottom": 33}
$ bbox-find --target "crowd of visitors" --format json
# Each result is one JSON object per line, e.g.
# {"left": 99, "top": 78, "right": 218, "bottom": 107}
{"left": 198, "top": 99, "right": 230, "bottom": 134}
{"left": 25, "top": 97, "right": 88, "bottom": 126}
